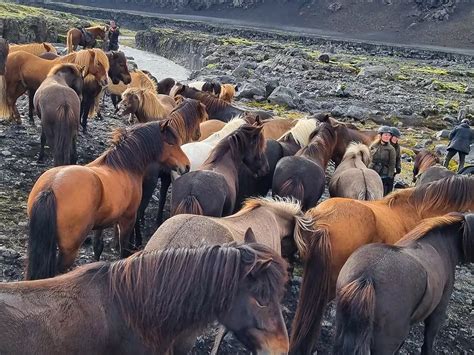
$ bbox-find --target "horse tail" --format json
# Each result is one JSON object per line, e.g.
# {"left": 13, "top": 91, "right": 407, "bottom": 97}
{"left": 174, "top": 195, "right": 203, "bottom": 216}
{"left": 290, "top": 226, "right": 332, "bottom": 354}
{"left": 66, "top": 30, "right": 74, "bottom": 54}
{"left": 278, "top": 178, "right": 304, "bottom": 202}
{"left": 26, "top": 189, "right": 58, "bottom": 280}
{"left": 333, "top": 277, "right": 375, "bottom": 355}
{"left": 53, "top": 103, "right": 76, "bottom": 166}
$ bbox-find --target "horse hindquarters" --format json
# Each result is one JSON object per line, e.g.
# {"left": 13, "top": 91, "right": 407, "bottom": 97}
{"left": 51, "top": 103, "right": 79, "bottom": 166}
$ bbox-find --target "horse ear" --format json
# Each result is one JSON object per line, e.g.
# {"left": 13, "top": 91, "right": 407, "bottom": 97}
{"left": 253, "top": 114, "right": 262, "bottom": 126}
{"left": 88, "top": 49, "right": 96, "bottom": 59}
{"left": 80, "top": 65, "right": 87, "bottom": 77}
{"left": 248, "top": 258, "right": 273, "bottom": 278}
{"left": 174, "top": 95, "right": 185, "bottom": 105}
{"left": 160, "top": 119, "right": 170, "bottom": 132}
{"left": 244, "top": 227, "right": 257, "bottom": 244}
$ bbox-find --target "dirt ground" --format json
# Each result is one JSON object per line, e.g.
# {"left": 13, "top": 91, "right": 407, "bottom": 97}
{"left": 0, "top": 95, "right": 472, "bottom": 354}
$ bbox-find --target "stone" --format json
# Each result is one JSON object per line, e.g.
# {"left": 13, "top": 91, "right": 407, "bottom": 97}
{"left": 464, "top": 86, "right": 474, "bottom": 95}
{"left": 345, "top": 105, "right": 371, "bottom": 120}
{"left": 357, "top": 66, "right": 388, "bottom": 78}
{"left": 237, "top": 82, "right": 266, "bottom": 99}
{"left": 265, "top": 79, "right": 280, "bottom": 98}
{"left": 267, "top": 86, "right": 299, "bottom": 108}
{"left": 435, "top": 144, "right": 448, "bottom": 156}
{"left": 328, "top": 2, "right": 342, "bottom": 12}
{"left": 318, "top": 53, "right": 330, "bottom": 63}
{"left": 232, "top": 65, "right": 252, "bottom": 79}
{"left": 1, "top": 150, "right": 11, "bottom": 157}
{"left": 414, "top": 139, "right": 433, "bottom": 149}
{"left": 436, "top": 130, "right": 451, "bottom": 139}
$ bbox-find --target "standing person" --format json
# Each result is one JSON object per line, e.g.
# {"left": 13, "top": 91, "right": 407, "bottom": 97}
{"left": 390, "top": 127, "right": 402, "bottom": 176}
{"left": 444, "top": 119, "right": 474, "bottom": 172}
{"left": 107, "top": 20, "right": 120, "bottom": 51}
{"left": 369, "top": 126, "right": 396, "bottom": 196}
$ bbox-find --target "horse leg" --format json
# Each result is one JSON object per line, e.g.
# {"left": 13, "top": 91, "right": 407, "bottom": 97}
{"left": 38, "top": 130, "right": 46, "bottom": 163}
{"left": 80, "top": 96, "right": 90, "bottom": 133}
{"left": 133, "top": 219, "right": 142, "bottom": 249}
{"left": 118, "top": 216, "right": 137, "bottom": 258}
{"left": 28, "top": 89, "right": 36, "bottom": 124}
{"left": 421, "top": 295, "right": 450, "bottom": 355}
{"left": 157, "top": 173, "right": 171, "bottom": 226}
{"left": 70, "top": 136, "right": 78, "bottom": 164}
{"left": 92, "top": 229, "right": 104, "bottom": 261}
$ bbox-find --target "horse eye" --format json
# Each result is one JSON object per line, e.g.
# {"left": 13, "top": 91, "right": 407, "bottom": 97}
{"left": 255, "top": 299, "right": 267, "bottom": 308}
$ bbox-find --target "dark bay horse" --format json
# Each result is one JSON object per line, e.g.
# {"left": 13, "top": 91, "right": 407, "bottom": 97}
{"left": 413, "top": 149, "right": 454, "bottom": 186}
{"left": 0, "top": 243, "right": 289, "bottom": 354}
{"left": 173, "top": 84, "right": 273, "bottom": 122}
{"left": 272, "top": 120, "right": 337, "bottom": 210}
{"left": 290, "top": 175, "right": 474, "bottom": 354}
{"left": 66, "top": 25, "right": 109, "bottom": 53}
{"left": 26, "top": 121, "right": 190, "bottom": 280}
{"left": 171, "top": 124, "right": 269, "bottom": 217}
{"left": 34, "top": 63, "right": 84, "bottom": 166}
{"left": 334, "top": 213, "right": 474, "bottom": 354}
{"left": 156, "top": 77, "right": 176, "bottom": 95}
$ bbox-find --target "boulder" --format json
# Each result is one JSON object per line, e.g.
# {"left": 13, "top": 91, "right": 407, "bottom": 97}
{"left": 267, "top": 86, "right": 299, "bottom": 108}
{"left": 232, "top": 64, "right": 252, "bottom": 79}
{"left": 357, "top": 65, "right": 389, "bottom": 79}
{"left": 318, "top": 53, "right": 330, "bottom": 63}
{"left": 345, "top": 105, "right": 371, "bottom": 120}
{"left": 237, "top": 82, "right": 266, "bottom": 99}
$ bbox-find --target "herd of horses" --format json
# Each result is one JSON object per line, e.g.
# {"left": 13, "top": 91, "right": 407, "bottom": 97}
{"left": 0, "top": 34, "right": 473, "bottom": 354}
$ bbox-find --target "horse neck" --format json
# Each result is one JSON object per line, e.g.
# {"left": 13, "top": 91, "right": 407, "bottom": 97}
{"left": 168, "top": 112, "right": 191, "bottom": 143}
{"left": 299, "top": 141, "right": 333, "bottom": 167}
{"left": 202, "top": 148, "right": 239, "bottom": 179}
{"left": 203, "top": 120, "right": 243, "bottom": 144}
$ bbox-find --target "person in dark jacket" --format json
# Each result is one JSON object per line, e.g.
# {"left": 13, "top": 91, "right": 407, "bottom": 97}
{"left": 107, "top": 20, "right": 120, "bottom": 51}
{"left": 444, "top": 119, "right": 474, "bottom": 172}
{"left": 390, "top": 127, "right": 402, "bottom": 176}
{"left": 369, "top": 126, "right": 396, "bottom": 196}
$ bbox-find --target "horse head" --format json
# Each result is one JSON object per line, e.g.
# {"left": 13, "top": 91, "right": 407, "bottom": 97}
{"left": 236, "top": 124, "right": 269, "bottom": 178}
{"left": 106, "top": 51, "right": 131, "bottom": 85}
{"left": 159, "top": 120, "right": 190, "bottom": 175}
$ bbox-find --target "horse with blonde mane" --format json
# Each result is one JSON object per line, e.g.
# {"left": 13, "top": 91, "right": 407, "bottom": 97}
{"left": 108, "top": 69, "right": 157, "bottom": 110}
{"left": 290, "top": 175, "right": 474, "bottom": 354}
{"left": 1, "top": 49, "right": 108, "bottom": 123}
{"left": 219, "top": 83, "right": 237, "bottom": 102}
{"left": 9, "top": 42, "right": 57, "bottom": 56}
{"left": 66, "top": 25, "right": 109, "bottom": 53}
{"left": 26, "top": 121, "right": 190, "bottom": 280}
{"left": 329, "top": 142, "right": 383, "bottom": 200}
{"left": 413, "top": 149, "right": 454, "bottom": 186}
{"left": 334, "top": 212, "right": 474, "bottom": 354}
{"left": 1, "top": 243, "right": 289, "bottom": 355}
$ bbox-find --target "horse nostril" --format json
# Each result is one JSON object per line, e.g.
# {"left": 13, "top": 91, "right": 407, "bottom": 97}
{"left": 185, "top": 165, "right": 190, "bottom": 173}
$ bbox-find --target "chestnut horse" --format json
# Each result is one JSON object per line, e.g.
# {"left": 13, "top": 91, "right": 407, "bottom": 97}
{"left": 171, "top": 124, "right": 269, "bottom": 217}
{"left": 0, "top": 38, "right": 8, "bottom": 119}
{"left": 272, "top": 120, "right": 337, "bottom": 210}
{"left": 66, "top": 25, "right": 109, "bottom": 53}
{"left": 334, "top": 213, "right": 474, "bottom": 354}
{"left": 34, "top": 63, "right": 85, "bottom": 166}
{"left": 10, "top": 42, "right": 57, "bottom": 56}
{"left": 413, "top": 149, "right": 454, "bottom": 186}
{"left": 1, "top": 49, "right": 108, "bottom": 123}
{"left": 290, "top": 175, "right": 474, "bottom": 354}
{"left": 0, "top": 243, "right": 289, "bottom": 354}
{"left": 26, "top": 121, "right": 190, "bottom": 280}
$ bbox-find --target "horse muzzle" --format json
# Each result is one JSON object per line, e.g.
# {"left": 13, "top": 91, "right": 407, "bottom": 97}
{"left": 99, "top": 77, "right": 108, "bottom": 87}
{"left": 174, "top": 164, "right": 190, "bottom": 176}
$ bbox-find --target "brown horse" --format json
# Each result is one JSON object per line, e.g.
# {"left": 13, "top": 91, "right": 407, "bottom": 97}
{"left": 219, "top": 83, "right": 237, "bottom": 102}
{"left": 290, "top": 175, "right": 474, "bottom": 354}
{"left": 34, "top": 63, "right": 84, "bottom": 166}
{"left": 334, "top": 213, "right": 474, "bottom": 354}
{"left": 108, "top": 69, "right": 157, "bottom": 110}
{"left": 26, "top": 121, "right": 190, "bottom": 280}
{"left": 0, "top": 243, "right": 289, "bottom": 354}
{"left": 329, "top": 142, "right": 383, "bottom": 200}
{"left": 413, "top": 149, "right": 454, "bottom": 186}
{"left": 272, "top": 119, "right": 337, "bottom": 210}
{"left": 145, "top": 197, "right": 312, "bottom": 353}
{"left": 156, "top": 77, "right": 176, "bottom": 95}
{"left": 10, "top": 42, "right": 57, "bottom": 56}
{"left": 66, "top": 25, "right": 109, "bottom": 53}
{"left": 1, "top": 49, "right": 108, "bottom": 123}
{"left": 171, "top": 124, "right": 269, "bottom": 217}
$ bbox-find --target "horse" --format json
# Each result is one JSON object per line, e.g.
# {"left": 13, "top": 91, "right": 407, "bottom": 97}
{"left": 145, "top": 197, "right": 313, "bottom": 353}
{"left": 272, "top": 120, "right": 337, "bottom": 210}
{"left": 0, "top": 243, "right": 289, "bottom": 354}
{"left": 199, "top": 119, "right": 226, "bottom": 140}
{"left": 156, "top": 77, "right": 176, "bottom": 95}
{"left": 219, "top": 83, "right": 237, "bottom": 103}
{"left": 289, "top": 175, "right": 474, "bottom": 354}
{"left": 188, "top": 80, "right": 222, "bottom": 96}
{"left": 276, "top": 117, "right": 319, "bottom": 156}
{"left": 334, "top": 212, "right": 474, "bottom": 354}
{"left": 329, "top": 142, "right": 383, "bottom": 200}
{"left": 171, "top": 124, "right": 269, "bottom": 217}
{"left": 1, "top": 49, "right": 108, "bottom": 124}
{"left": 0, "top": 38, "right": 8, "bottom": 119}
{"left": 108, "top": 69, "right": 157, "bottom": 110}
{"left": 173, "top": 84, "right": 273, "bottom": 122}
{"left": 9, "top": 42, "right": 57, "bottom": 56}
{"left": 33, "top": 63, "right": 84, "bottom": 166}
{"left": 458, "top": 165, "right": 474, "bottom": 175}
{"left": 118, "top": 87, "right": 176, "bottom": 124}
{"left": 66, "top": 25, "right": 109, "bottom": 53}
{"left": 413, "top": 149, "right": 454, "bottom": 186}
{"left": 26, "top": 121, "right": 190, "bottom": 280}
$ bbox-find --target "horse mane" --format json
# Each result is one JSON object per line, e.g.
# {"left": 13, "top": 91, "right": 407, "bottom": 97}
{"left": 414, "top": 149, "right": 440, "bottom": 176}
{"left": 202, "top": 116, "right": 246, "bottom": 143}
{"left": 86, "top": 25, "right": 108, "bottom": 33}
{"left": 298, "top": 122, "right": 336, "bottom": 159}
{"left": 132, "top": 70, "right": 158, "bottom": 92}
{"left": 188, "top": 86, "right": 231, "bottom": 111}
{"left": 62, "top": 49, "right": 109, "bottom": 76}
{"left": 278, "top": 118, "right": 318, "bottom": 147}
{"left": 97, "top": 122, "right": 165, "bottom": 174}
{"left": 123, "top": 87, "right": 168, "bottom": 120}
{"left": 108, "top": 243, "right": 287, "bottom": 349}
{"left": 47, "top": 63, "right": 81, "bottom": 77}
{"left": 203, "top": 124, "right": 264, "bottom": 166}
{"left": 166, "top": 98, "right": 206, "bottom": 141}
{"left": 386, "top": 175, "right": 474, "bottom": 214}
{"left": 219, "top": 83, "right": 236, "bottom": 102}
{"left": 342, "top": 142, "right": 371, "bottom": 166}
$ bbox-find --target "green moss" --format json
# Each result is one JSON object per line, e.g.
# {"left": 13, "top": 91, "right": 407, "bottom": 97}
{"left": 401, "top": 147, "right": 415, "bottom": 158}
{"left": 328, "top": 59, "right": 360, "bottom": 74}
{"left": 393, "top": 73, "right": 410, "bottom": 81}
{"left": 57, "top": 34, "right": 67, "bottom": 44}
{"left": 435, "top": 99, "right": 460, "bottom": 111}
{"left": 206, "top": 63, "right": 218, "bottom": 69}
{"left": 0, "top": 3, "right": 79, "bottom": 21}
{"left": 432, "top": 80, "right": 467, "bottom": 93}
{"left": 305, "top": 50, "right": 321, "bottom": 60}
{"left": 220, "top": 37, "right": 255, "bottom": 46}
{"left": 411, "top": 66, "right": 449, "bottom": 75}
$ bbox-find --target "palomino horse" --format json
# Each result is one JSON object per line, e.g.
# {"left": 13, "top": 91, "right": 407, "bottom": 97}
{"left": 289, "top": 175, "right": 474, "bottom": 354}
{"left": 173, "top": 84, "right": 273, "bottom": 122}
{"left": 171, "top": 124, "right": 269, "bottom": 217}
{"left": 9, "top": 42, "right": 57, "bottom": 56}
{"left": 108, "top": 69, "right": 157, "bottom": 110}
{"left": 413, "top": 149, "right": 454, "bottom": 185}
{"left": 26, "top": 121, "right": 190, "bottom": 280}
{"left": 272, "top": 120, "right": 337, "bottom": 210}
{"left": 1, "top": 49, "right": 108, "bottom": 123}
{"left": 34, "top": 63, "right": 84, "bottom": 166}
{"left": 334, "top": 213, "right": 474, "bottom": 354}
{"left": 66, "top": 25, "right": 109, "bottom": 53}
{"left": 145, "top": 197, "right": 312, "bottom": 353}
{"left": 329, "top": 142, "right": 383, "bottom": 200}
{"left": 1, "top": 243, "right": 289, "bottom": 354}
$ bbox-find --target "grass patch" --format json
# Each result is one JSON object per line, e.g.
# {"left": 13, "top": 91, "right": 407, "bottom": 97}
{"left": 431, "top": 80, "right": 467, "bottom": 93}
{"left": 0, "top": 2, "right": 78, "bottom": 21}
{"left": 206, "top": 63, "right": 218, "bottom": 69}
{"left": 411, "top": 66, "right": 449, "bottom": 75}
{"left": 435, "top": 99, "right": 460, "bottom": 111}
{"left": 221, "top": 37, "right": 255, "bottom": 46}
